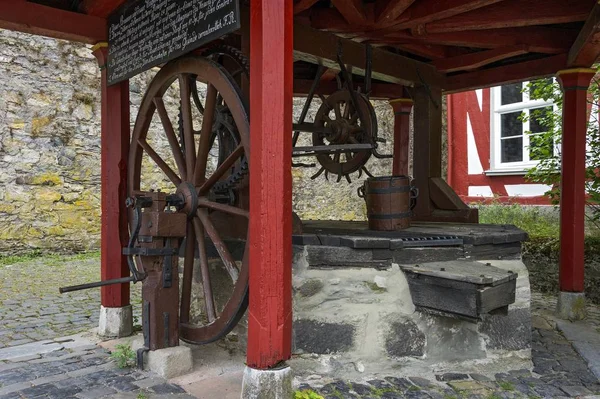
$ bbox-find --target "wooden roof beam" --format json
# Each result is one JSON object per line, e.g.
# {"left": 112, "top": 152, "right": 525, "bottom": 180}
{"left": 293, "top": 22, "right": 445, "bottom": 87}
{"left": 394, "top": 0, "right": 505, "bottom": 29}
{"left": 424, "top": 0, "right": 594, "bottom": 34}
{"left": 330, "top": 0, "right": 368, "bottom": 25}
{"left": 568, "top": 3, "right": 600, "bottom": 67}
{"left": 79, "top": 0, "right": 124, "bottom": 18}
{"left": 434, "top": 45, "right": 528, "bottom": 72}
{"left": 383, "top": 27, "right": 577, "bottom": 54}
{"left": 444, "top": 54, "right": 567, "bottom": 93}
{"left": 374, "top": 0, "right": 415, "bottom": 25}
{"left": 0, "top": 1, "right": 107, "bottom": 44}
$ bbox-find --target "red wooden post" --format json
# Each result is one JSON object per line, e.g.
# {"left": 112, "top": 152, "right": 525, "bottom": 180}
{"left": 247, "top": 0, "right": 294, "bottom": 369}
{"left": 557, "top": 68, "right": 595, "bottom": 295}
{"left": 92, "top": 43, "right": 131, "bottom": 309}
{"left": 389, "top": 98, "right": 413, "bottom": 176}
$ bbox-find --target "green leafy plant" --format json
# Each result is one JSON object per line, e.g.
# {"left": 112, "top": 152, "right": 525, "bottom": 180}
{"left": 498, "top": 381, "right": 515, "bottom": 391}
{"left": 136, "top": 392, "right": 148, "bottom": 399}
{"left": 294, "top": 389, "right": 324, "bottom": 399}
{"left": 110, "top": 343, "right": 136, "bottom": 368}
{"left": 524, "top": 70, "right": 600, "bottom": 231}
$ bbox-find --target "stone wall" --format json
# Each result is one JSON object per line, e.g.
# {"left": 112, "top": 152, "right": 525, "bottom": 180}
{"left": 0, "top": 29, "right": 398, "bottom": 254}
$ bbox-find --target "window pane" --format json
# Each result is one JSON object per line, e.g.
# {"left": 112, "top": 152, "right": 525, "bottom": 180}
{"left": 529, "top": 133, "right": 553, "bottom": 161}
{"left": 501, "top": 137, "right": 523, "bottom": 163}
{"left": 530, "top": 106, "right": 552, "bottom": 133}
{"left": 501, "top": 112, "right": 523, "bottom": 137}
{"left": 501, "top": 83, "right": 523, "bottom": 105}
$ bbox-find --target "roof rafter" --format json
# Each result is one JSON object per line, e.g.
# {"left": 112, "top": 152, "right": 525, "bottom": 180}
{"left": 330, "top": 0, "right": 368, "bottom": 25}
{"left": 444, "top": 54, "right": 567, "bottom": 93}
{"left": 382, "top": 27, "right": 577, "bottom": 54}
{"left": 79, "top": 0, "right": 124, "bottom": 18}
{"left": 374, "top": 0, "right": 415, "bottom": 25}
{"left": 394, "top": 0, "right": 505, "bottom": 28}
{"left": 568, "top": 3, "right": 600, "bottom": 67}
{"left": 424, "top": 0, "right": 593, "bottom": 33}
{"left": 434, "top": 45, "right": 528, "bottom": 72}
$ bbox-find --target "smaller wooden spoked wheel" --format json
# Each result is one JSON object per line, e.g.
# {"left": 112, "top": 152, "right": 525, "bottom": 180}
{"left": 128, "top": 56, "right": 250, "bottom": 344}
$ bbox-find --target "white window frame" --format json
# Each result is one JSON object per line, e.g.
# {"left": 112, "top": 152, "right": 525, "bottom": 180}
{"left": 488, "top": 82, "right": 556, "bottom": 174}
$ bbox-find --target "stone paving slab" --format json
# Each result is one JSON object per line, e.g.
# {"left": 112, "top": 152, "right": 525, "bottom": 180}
{"left": 556, "top": 319, "right": 600, "bottom": 380}
{"left": 0, "top": 339, "right": 193, "bottom": 399}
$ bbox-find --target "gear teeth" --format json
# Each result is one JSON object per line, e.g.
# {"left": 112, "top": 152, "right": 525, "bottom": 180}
{"left": 358, "top": 168, "right": 363, "bottom": 178}
{"left": 345, "top": 174, "right": 352, "bottom": 183}
{"left": 336, "top": 173, "right": 342, "bottom": 183}
{"left": 362, "top": 166, "right": 374, "bottom": 178}
{"left": 325, "top": 170, "right": 330, "bottom": 181}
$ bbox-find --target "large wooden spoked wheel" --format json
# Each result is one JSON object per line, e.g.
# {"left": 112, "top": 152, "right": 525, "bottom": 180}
{"left": 128, "top": 56, "right": 250, "bottom": 345}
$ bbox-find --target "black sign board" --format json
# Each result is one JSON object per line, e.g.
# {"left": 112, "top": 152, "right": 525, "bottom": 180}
{"left": 107, "top": 0, "right": 240, "bottom": 86}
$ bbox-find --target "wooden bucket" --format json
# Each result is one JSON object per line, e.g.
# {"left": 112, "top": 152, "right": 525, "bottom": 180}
{"left": 358, "top": 176, "right": 418, "bottom": 231}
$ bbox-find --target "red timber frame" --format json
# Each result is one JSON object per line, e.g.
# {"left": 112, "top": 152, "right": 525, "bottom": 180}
{"left": 92, "top": 43, "right": 131, "bottom": 309}
{"left": 557, "top": 68, "right": 596, "bottom": 294}
{"left": 247, "top": 0, "right": 294, "bottom": 368}
{"left": 2, "top": 0, "right": 600, "bottom": 373}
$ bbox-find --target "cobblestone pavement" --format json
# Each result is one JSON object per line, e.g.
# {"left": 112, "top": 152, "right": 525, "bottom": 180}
{"left": 2, "top": 255, "right": 600, "bottom": 398}
{"left": 0, "top": 254, "right": 141, "bottom": 349}
{"left": 0, "top": 338, "right": 193, "bottom": 399}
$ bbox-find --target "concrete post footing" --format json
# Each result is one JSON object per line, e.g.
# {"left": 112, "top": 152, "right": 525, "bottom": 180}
{"left": 98, "top": 305, "right": 133, "bottom": 338}
{"left": 241, "top": 365, "right": 293, "bottom": 399}
{"left": 556, "top": 291, "right": 587, "bottom": 321}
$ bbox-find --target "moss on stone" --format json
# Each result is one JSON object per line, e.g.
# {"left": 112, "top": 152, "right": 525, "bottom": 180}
{"left": 30, "top": 172, "right": 62, "bottom": 186}
{"left": 364, "top": 281, "right": 387, "bottom": 293}
{"left": 31, "top": 116, "right": 53, "bottom": 136}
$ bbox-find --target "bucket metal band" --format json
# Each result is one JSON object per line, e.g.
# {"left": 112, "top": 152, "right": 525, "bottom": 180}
{"left": 365, "top": 185, "right": 411, "bottom": 194}
{"left": 367, "top": 211, "right": 412, "bottom": 220}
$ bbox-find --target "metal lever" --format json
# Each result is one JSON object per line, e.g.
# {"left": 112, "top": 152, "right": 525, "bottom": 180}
{"left": 59, "top": 276, "right": 137, "bottom": 294}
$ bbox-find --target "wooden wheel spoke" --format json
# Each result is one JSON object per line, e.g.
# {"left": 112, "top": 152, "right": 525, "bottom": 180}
{"left": 138, "top": 139, "right": 181, "bottom": 186}
{"left": 198, "top": 144, "right": 244, "bottom": 195}
{"left": 179, "top": 73, "right": 196, "bottom": 178}
{"left": 349, "top": 112, "right": 359, "bottom": 125}
{"left": 153, "top": 97, "right": 187, "bottom": 181}
{"left": 197, "top": 210, "right": 240, "bottom": 283}
{"left": 343, "top": 101, "right": 352, "bottom": 120}
{"left": 334, "top": 101, "right": 342, "bottom": 119}
{"left": 180, "top": 222, "right": 196, "bottom": 323}
{"left": 192, "top": 217, "right": 217, "bottom": 323}
{"left": 197, "top": 198, "right": 249, "bottom": 218}
{"left": 193, "top": 84, "right": 219, "bottom": 185}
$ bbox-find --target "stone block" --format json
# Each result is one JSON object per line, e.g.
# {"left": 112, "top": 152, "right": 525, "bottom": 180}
{"left": 98, "top": 305, "right": 133, "bottom": 338}
{"left": 145, "top": 346, "right": 193, "bottom": 379}
{"left": 385, "top": 320, "right": 425, "bottom": 358}
{"left": 556, "top": 291, "right": 587, "bottom": 321}
{"left": 241, "top": 365, "right": 292, "bottom": 399}
{"left": 479, "top": 308, "right": 531, "bottom": 351}
{"left": 293, "top": 319, "right": 355, "bottom": 354}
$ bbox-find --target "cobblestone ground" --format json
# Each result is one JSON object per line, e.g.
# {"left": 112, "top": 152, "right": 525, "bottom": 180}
{"left": 0, "top": 254, "right": 142, "bottom": 349}
{"left": 0, "top": 340, "right": 193, "bottom": 399}
{"left": 1, "top": 255, "right": 600, "bottom": 398}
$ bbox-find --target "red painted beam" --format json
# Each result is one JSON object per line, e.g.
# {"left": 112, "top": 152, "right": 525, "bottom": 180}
{"left": 374, "top": 0, "right": 415, "bottom": 25}
{"left": 568, "top": 4, "right": 600, "bottom": 67}
{"left": 377, "top": 26, "right": 576, "bottom": 54}
{"left": 293, "top": 79, "right": 404, "bottom": 99}
{"left": 79, "top": 0, "right": 125, "bottom": 18}
{"left": 557, "top": 68, "right": 596, "bottom": 293}
{"left": 93, "top": 44, "right": 131, "bottom": 308}
{"left": 395, "top": 0, "right": 505, "bottom": 28}
{"left": 331, "top": 0, "right": 368, "bottom": 25}
{"left": 247, "top": 0, "right": 293, "bottom": 369}
{"left": 434, "top": 45, "right": 528, "bottom": 72}
{"left": 0, "top": 1, "right": 106, "bottom": 44}
{"left": 444, "top": 54, "right": 568, "bottom": 93}
{"left": 423, "top": 0, "right": 594, "bottom": 33}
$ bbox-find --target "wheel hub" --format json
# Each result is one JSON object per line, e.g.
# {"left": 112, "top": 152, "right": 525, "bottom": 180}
{"left": 176, "top": 182, "right": 199, "bottom": 218}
